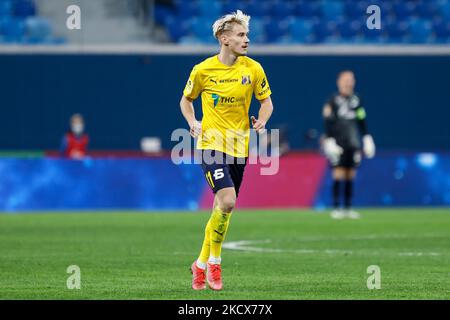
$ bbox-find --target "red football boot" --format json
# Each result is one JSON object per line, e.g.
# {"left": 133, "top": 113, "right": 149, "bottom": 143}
{"left": 190, "top": 261, "right": 206, "bottom": 290}
{"left": 207, "top": 263, "right": 223, "bottom": 291}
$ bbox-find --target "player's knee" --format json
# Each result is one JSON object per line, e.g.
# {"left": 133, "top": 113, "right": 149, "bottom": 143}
{"left": 219, "top": 196, "right": 236, "bottom": 213}
{"left": 333, "top": 168, "right": 346, "bottom": 180}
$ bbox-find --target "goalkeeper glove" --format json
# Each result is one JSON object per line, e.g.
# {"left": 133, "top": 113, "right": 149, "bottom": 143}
{"left": 323, "top": 137, "right": 343, "bottom": 164}
{"left": 363, "top": 134, "right": 376, "bottom": 158}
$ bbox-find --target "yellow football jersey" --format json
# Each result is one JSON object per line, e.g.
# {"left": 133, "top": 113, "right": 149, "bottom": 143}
{"left": 183, "top": 55, "right": 272, "bottom": 158}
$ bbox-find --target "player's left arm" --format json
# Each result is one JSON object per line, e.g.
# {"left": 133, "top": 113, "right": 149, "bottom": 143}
{"left": 356, "top": 103, "right": 376, "bottom": 158}
{"left": 252, "top": 63, "right": 273, "bottom": 133}
{"left": 251, "top": 96, "right": 273, "bottom": 133}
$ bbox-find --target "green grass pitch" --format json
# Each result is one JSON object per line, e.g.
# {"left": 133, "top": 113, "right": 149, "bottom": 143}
{"left": 1, "top": 209, "right": 449, "bottom": 300}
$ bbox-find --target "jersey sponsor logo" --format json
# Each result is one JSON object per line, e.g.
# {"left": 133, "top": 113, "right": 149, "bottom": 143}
{"left": 258, "top": 87, "right": 270, "bottom": 96}
{"left": 211, "top": 94, "right": 245, "bottom": 107}
{"left": 219, "top": 78, "right": 239, "bottom": 83}
{"left": 241, "top": 75, "right": 251, "bottom": 85}
{"left": 335, "top": 96, "right": 358, "bottom": 120}
{"left": 337, "top": 106, "right": 356, "bottom": 119}
{"left": 261, "top": 78, "right": 267, "bottom": 89}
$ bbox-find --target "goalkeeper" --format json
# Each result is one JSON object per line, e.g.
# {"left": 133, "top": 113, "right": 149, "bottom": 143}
{"left": 321, "top": 70, "right": 375, "bottom": 219}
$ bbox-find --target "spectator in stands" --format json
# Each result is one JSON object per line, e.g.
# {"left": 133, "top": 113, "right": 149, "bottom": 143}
{"left": 60, "top": 113, "right": 89, "bottom": 159}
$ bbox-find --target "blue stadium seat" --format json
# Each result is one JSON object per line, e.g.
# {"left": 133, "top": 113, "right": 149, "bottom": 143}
{"left": 190, "top": 17, "right": 214, "bottom": 39}
{"left": 314, "top": 20, "right": 339, "bottom": 43}
{"left": 433, "top": 19, "right": 450, "bottom": 43}
{"left": 289, "top": 18, "right": 314, "bottom": 43}
{"left": 246, "top": 0, "right": 270, "bottom": 17}
{"left": 363, "top": 21, "right": 388, "bottom": 43}
{"left": 439, "top": 1, "right": 450, "bottom": 20}
{"left": 416, "top": 1, "right": 439, "bottom": 18}
{"left": 265, "top": 18, "right": 290, "bottom": 43}
{"left": 24, "top": 16, "right": 51, "bottom": 43}
{"left": 12, "top": 0, "right": 36, "bottom": 18}
{"left": 178, "top": 34, "right": 203, "bottom": 44}
{"left": 222, "top": 0, "right": 247, "bottom": 15}
{"left": 154, "top": 4, "right": 174, "bottom": 26}
{"left": 409, "top": 18, "right": 433, "bottom": 43}
{"left": 198, "top": 0, "right": 221, "bottom": 18}
{"left": 0, "top": 17, "right": 25, "bottom": 42}
{"left": 272, "top": 0, "right": 294, "bottom": 18}
{"left": 174, "top": 0, "right": 198, "bottom": 18}
{"left": 274, "top": 35, "right": 297, "bottom": 44}
{"left": 338, "top": 20, "right": 363, "bottom": 39}
{"left": 320, "top": 0, "right": 344, "bottom": 20}
{"left": 248, "top": 17, "right": 266, "bottom": 43}
{"left": 0, "top": 0, "right": 63, "bottom": 44}
{"left": 385, "top": 19, "right": 410, "bottom": 43}
{"left": 159, "top": 0, "right": 450, "bottom": 44}
{"left": 393, "top": 1, "right": 416, "bottom": 20}
{"left": 323, "top": 35, "right": 343, "bottom": 44}
{"left": 378, "top": 0, "right": 394, "bottom": 15}
{"left": 0, "top": 0, "right": 12, "bottom": 17}
{"left": 295, "top": 0, "right": 321, "bottom": 18}
{"left": 344, "top": 0, "right": 368, "bottom": 19}
{"left": 165, "top": 15, "right": 190, "bottom": 42}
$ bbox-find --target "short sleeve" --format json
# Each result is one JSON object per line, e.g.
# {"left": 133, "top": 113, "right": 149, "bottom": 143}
{"left": 183, "top": 66, "right": 203, "bottom": 100}
{"left": 253, "top": 63, "right": 272, "bottom": 101}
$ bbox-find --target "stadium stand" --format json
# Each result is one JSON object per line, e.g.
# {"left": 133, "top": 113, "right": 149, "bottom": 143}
{"left": 0, "top": 0, "right": 63, "bottom": 44}
{"left": 154, "top": 0, "right": 450, "bottom": 44}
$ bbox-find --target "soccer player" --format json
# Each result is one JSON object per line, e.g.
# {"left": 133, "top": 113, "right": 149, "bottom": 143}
{"left": 179, "top": 10, "right": 273, "bottom": 290}
{"left": 322, "top": 71, "right": 375, "bottom": 219}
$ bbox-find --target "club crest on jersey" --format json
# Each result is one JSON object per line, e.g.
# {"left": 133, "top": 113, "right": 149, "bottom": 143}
{"left": 241, "top": 75, "right": 251, "bottom": 85}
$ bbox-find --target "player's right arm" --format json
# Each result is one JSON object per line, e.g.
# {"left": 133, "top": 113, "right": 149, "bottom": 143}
{"left": 180, "top": 65, "right": 203, "bottom": 138}
{"left": 322, "top": 103, "right": 334, "bottom": 138}
{"left": 180, "top": 95, "right": 201, "bottom": 138}
{"left": 322, "top": 102, "right": 342, "bottom": 161}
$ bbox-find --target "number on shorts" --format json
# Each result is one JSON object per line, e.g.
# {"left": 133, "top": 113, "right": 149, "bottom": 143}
{"left": 206, "top": 168, "right": 224, "bottom": 189}
{"left": 213, "top": 168, "right": 224, "bottom": 180}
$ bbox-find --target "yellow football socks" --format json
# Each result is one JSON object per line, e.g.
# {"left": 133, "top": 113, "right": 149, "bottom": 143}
{"left": 197, "top": 206, "right": 232, "bottom": 266}
{"left": 197, "top": 216, "right": 212, "bottom": 266}
{"left": 209, "top": 206, "right": 232, "bottom": 260}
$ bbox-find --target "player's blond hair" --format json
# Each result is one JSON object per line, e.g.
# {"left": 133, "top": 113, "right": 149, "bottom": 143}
{"left": 212, "top": 10, "right": 251, "bottom": 40}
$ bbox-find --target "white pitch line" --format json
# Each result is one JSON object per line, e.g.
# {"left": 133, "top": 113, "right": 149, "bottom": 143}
{"left": 398, "top": 252, "right": 441, "bottom": 256}
{"left": 222, "top": 240, "right": 352, "bottom": 255}
{"left": 274, "top": 233, "right": 449, "bottom": 243}
{"left": 223, "top": 240, "right": 442, "bottom": 256}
